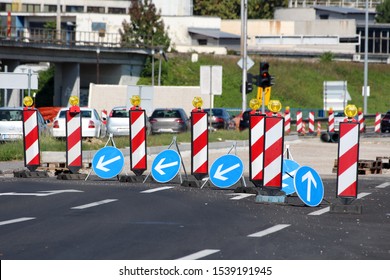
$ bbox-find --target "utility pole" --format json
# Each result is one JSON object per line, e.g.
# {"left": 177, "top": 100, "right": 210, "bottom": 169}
{"left": 241, "top": 0, "right": 248, "bottom": 112}
{"left": 363, "top": 0, "right": 369, "bottom": 114}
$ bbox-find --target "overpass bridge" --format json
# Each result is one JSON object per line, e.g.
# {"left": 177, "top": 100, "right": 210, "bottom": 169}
{"left": 0, "top": 28, "right": 150, "bottom": 107}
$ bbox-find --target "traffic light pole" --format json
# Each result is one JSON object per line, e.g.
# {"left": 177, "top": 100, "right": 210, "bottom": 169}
{"left": 262, "top": 87, "right": 266, "bottom": 114}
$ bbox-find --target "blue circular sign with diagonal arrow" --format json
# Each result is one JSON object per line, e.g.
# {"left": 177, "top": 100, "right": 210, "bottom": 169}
{"left": 282, "top": 159, "right": 300, "bottom": 195}
{"left": 92, "top": 146, "right": 125, "bottom": 179}
{"left": 210, "top": 154, "right": 244, "bottom": 188}
{"left": 294, "top": 166, "right": 324, "bottom": 207}
{"left": 151, "top": 149, "right": 181, "bottom": 183}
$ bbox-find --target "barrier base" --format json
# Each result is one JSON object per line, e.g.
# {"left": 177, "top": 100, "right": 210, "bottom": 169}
{"left": 57, "top": 173, "right": 87, "bottom": 180}
{"left": 13, "top": 170, "right": 49, "bottom": 178}
{"left": 330, "top": 204, "right": 363, "bottom": 214}
{"left": 255, "top": 194, "right": 286, "bottom": 204}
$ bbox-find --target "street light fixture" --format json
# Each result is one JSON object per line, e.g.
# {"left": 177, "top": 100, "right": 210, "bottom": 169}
{"left": 96, "top": 47, "right": 100, "bottom": 84}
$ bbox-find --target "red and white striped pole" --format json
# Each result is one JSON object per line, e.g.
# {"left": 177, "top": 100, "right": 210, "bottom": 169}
{"left": 284, "top": 106, "right": 290, "bottom": 134}
{"left": 249, "top": 111, "right": 265, "bottom": 187}
{"left": 296, "top": 110, "right": 302, "bottom": 133}
{"left": 328, "top": 108, "right": 335, "bottom": 132}
{"left": 191, "top": 107, "right": 208, "bottom": 180}
{"left": 337, "top": 117, "right": 360, "bottom": 201}
{"left": 263, "top": 114, "right": 284, "bottom": 189}
{"left": 22, "top": 97, "right": 40, "bottom": 171}
{"left": 129, "top": 97, "right": 147, "bottom": 176}
{"left": 66, "top": 97, "right": 82, "bottom": 174}
{"left": 308, "top": 111, "right": 315, "bottom": 134}
{"left": 357, "top": 108, "right": 365, "bottom": 133}
{"left": 317, "top": 121, "right": 321, "bottom": 136}
{"left": 375, "top": 113, "right": 381, "bottom": 133}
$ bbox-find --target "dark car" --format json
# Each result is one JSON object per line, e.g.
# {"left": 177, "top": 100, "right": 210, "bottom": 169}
{"left": 381, "top": 111, "right": 390, "bottom": 133}
{"left": 238, "top": 108, "right": 272, "bottom": 131}
{"left": 149, "top": 108, "right": 190, "bottom": 134}
{"left": 203, "top": 108, "right": 234, "bottom": 130}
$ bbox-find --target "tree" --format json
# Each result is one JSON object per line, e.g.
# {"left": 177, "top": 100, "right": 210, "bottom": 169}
{"left": 120, "top": 0, "right": 170, "bottom": 50}
{"left": 376, "top": 0, "right": 390, "bottom": 23}
{"left": 193, "top": 0, "right": 288, "bottom": 19}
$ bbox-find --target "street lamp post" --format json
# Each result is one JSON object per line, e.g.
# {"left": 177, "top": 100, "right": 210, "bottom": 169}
{"left": 151, "top": 49, "right": 155, "bottom": 86}
{"left": 158, "top": 49, "right": 162, "bottom": 86}
{"left": 96, "top": 47, "right": 100, "bottom": 84}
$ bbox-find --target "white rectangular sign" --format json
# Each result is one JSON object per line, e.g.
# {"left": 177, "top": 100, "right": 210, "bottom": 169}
{"left": 0, "top": 73, "right": 38, "bottom": 89}
{"left": 200, "top": 65, "right": 222, "bottom": 95}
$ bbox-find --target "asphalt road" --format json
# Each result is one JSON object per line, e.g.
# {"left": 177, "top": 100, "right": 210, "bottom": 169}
{"left": 0, "top": 175, "right": 389, "bottom": 260}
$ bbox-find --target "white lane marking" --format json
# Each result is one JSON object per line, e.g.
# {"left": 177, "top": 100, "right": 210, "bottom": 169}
{"left": 176, "top": 249, "right": 220, "bottom": 260}
{"left": 71, "top": 199, "right": 118, "bottom": 210}
{"left": 248, "top": 224, "right": 291, "bottom": 238}
{"left": 0, "top": 217, "right": 36, "bottom": 226}
{"left": 376, "top": 182, "right": 390, "bottom": 189}
{"left": 0, "top": 189, "right": 83, "bottom": 197}
{"left": 227, "top": 193, "right": 256, "bottom": 200}
{"left": 308, "top": 192, "right": 372, "bottom": 216}
{"left": 141, "top": 186, "right": 174, "bottom": 193}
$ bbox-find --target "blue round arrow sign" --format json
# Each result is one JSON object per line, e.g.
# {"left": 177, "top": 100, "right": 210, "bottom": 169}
{"left": 282, "top": 159, "right": 300, "bottom": 195}
{"left": 210, "top": 154, "right": 244, "bottom": 188}
{"left": 294, "top": 166, "right": 324, "bottom": 207}
{"left": 92, "top": 146, "right": 125, "bottom": 179}
{"left": 151, "top": 149, "right": 181, "bottom": 183}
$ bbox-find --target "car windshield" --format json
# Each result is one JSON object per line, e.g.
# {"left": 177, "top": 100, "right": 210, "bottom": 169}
{"left": 58, "top": 110, "right": 92, "bottom": 118}
{"left": 151, "top": 110, "right": 181, "bottom": 118}
{"left": 112, "top": 109, "right": 129, "bottom": 118}
{"left": 0, "top": 109, "right": 22, "bottom": 121}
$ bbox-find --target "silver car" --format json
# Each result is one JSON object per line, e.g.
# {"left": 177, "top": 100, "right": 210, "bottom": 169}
{"left": 149, "top": 108, "right": 190, "bottom": 134}
{"left": 0, "top": 107, "right": 49, "bottom": 142}
{"left": 107, "top": 106, "right": 151, "bottom": 136}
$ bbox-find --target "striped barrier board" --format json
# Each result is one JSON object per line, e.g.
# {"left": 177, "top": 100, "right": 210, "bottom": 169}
{"left": 358, "top": 112, "right": 365, "bottom": 132}
{"left": 263, "top": 116, "right": 284, "bottom": 189}
{"left": 284, "top": 109, "right": 290, "bottom": 134}
{"left": 296, "top": 111, "right": 302, "bottom": 133}
{"left": 22, "top": 108, "right": 40, "bottom": 171}
{"left": 375, "top": 113, "right": 381, "bottom": 133}
{"left": 249, "top": 112, "right": 265, "bottom": 187}
{"left": 129, "top": 108, "right": 147, "bottom": 176}
{"left": 328, "top": 110, "right": 335, "bottom": 132}
{"left": 308, "top": 111, "right": 315, "bottom": 134}
{"left": 337, "top": 121, "right": 360, "bottom": 198}
{"left": 191, "top": 111, "right": 208, "bottom": 179}
{"left": 66, "top": 107, "right": 82, "bottom": 174}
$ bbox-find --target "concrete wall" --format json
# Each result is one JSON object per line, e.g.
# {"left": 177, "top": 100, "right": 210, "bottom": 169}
{"left": 274, "top": 8, "right": 316, "bottom": 21}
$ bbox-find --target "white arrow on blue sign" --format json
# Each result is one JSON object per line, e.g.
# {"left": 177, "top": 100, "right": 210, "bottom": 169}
{"left": 92, "top": 146, "right": 125, "bottom": 179}
{"left": 210, "top": 154, "right": 244, "bottom": 188}
{"left": 282, "top": 159, "right": 300, "bottom": 195}
{"left": 294, "top": 166, "right": 324, "bottom": 207}
{"left": 151, "top": 149, "right": 181, "bottom": 183}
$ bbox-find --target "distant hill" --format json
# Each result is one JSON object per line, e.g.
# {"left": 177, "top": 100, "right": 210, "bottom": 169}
{"left": 138, "top": 53, "right": 390, "bottom": 114}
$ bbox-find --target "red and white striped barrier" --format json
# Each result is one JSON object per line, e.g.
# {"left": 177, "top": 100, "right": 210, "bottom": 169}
{"left": 308, "top": 111, "right": 315, "bottom": 134}
{"left": 101, "top": 109, "right": 107, "bottom": 125}
{"left": 191, "top": 110, "right": 208, "bottom": 179}
{"left": 375, "top": 113, "right": 381, "bottom": 133}
{"left": 328, "top": 109, "right": 335, "bottom": 132}
{"left": 66, "top": 106, "right": 82, "bottom": 174}
{"left": 22, "top": 108, "right": 40, "bottom": 171}
{"left": 337, "top": 121, "right": 360, "bottom": 198}
{"left": 263, "top": 116, "right": 284, "bottom": 189}
{"left": 249, "top": 112, "right": 265, "bottom": 187}
{"left": 129, "top": 108, "right": 147, "bottom": 176}
{"left": 284, "top": 108, "right": 290, "bottom": 134}
{"left": 358, "top": 111, "right": 365, "bottom": 132}
{"left": 317, "top": 121, "right": 321, "bottom": 136}
{"left": 296, "top": 111, "right": 302, "bottom": 133}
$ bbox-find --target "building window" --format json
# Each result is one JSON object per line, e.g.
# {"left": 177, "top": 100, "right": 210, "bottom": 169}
{"left": 43, "top": 5, "right": 58, "bottom": 12}
{"left": 87, "top": 6, "right": 105, "bottom": 13}
{"left": 66, "top": 6, "right": 84, "bottom": 13}
{"left": 108, "top": 7, "right": 127, "bottom": 14}
{"left": 198, "top": 39, "right": 207, "bottom": 45}
{"left": 21, "top": 4, "right": 40, "bottom": 13}
{"left": 319, "top": 14, "right": 329, "bottom": 20}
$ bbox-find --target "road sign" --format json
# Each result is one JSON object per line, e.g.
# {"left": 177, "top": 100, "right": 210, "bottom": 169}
{"left": 151, "top": 149, "right": 181, "bottom": 183}
{"left": 92, "top": 146, "right": 125, "bottom": 179}
{"left": 200, "top": 65, "right": 222, "bottom": 95}
{"left": 210, "top": 154, "right": 244, "bottom": 188}
{"left": 294, "top": 166, "right": 324, "bottom": 207}
{"left": 237, "top": 57, "right": 255, "bottom": 70}
{"left": 282, "top": 159, "right": 300, "bottom": 195}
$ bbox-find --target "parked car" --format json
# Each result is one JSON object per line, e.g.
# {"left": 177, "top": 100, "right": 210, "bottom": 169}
{"left": 203, "top": 108, "right": 235, "bottom": 130}
{"left": 0, "top": 107, "right": 49, "bottom": 142}
{"left": 237, "top": 109, "right": 272, "bottom": 131}
{"left": 149, "top": 108, "right": 190, "bottom": 134}
{"left": 381, "top": 110, "right": 390, "bottom": 133}
{"left": 52, "top": 107, "right": 106, "bottom": 138}
{"left": 106, "top": 106, "right": 150, "bottom": 136}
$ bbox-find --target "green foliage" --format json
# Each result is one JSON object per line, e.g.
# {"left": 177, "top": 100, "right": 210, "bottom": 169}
{"left": 376, "top": 0, "right": 390, "bottom": 23}
{"left": 319, "top": 52, "right": 334, "bottom": 63}
{"left": 120, "top": 0, "right": 170, "bottom": 50}
{"left": 138, "top": 53, "right": 390, "bottom": 114}
{"left": 248, "top": 0, "right": 288, "bottom": 19}
{"left": 35, "top": 65, "right": 55, "bottom": 107}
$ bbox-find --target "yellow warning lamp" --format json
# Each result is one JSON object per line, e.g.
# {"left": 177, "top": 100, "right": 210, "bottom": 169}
{"left": 285, "top": 106, "right": 290, "bottom": 113}
{"left": 358, "top": 107, "right": 363, "bottom": 114}
{"left": 344, "top": 104, "right": 357, "bottom": 119}
{"left": 69, "top": 96, "right": 79, "bottom": 106}
{"left": 268, "top": 100, "right": 282, "bottom": 114}
{"left": 130, "top": 95, "right": 141, "bottom": 107}
{"left": 192, "top": 96, "right": 203, "bottom": 109}
{"left": 23, "top": 96, "right": 34, "bottom": 107}
{"left": 249, "top": 98, "right": 260, "bottom": 111}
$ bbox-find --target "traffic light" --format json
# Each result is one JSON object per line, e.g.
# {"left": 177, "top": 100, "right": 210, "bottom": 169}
{"left": 259, "top": 62, "right": 271, "bottom": 88}
{"left": 240, "top": 81, "right": 253, "bottom": 94}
